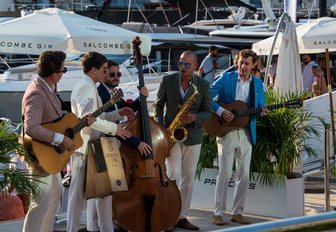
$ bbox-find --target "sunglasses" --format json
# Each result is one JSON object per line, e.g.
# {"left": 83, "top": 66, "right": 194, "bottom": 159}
{"left": 57, "top": 67, "right": 67, "bottom": 74}
{"left": 177, "top": 61, "right": 192, "bottom": 69}
{"left": 110, "top": 72, "right": 122, "bottom": 78}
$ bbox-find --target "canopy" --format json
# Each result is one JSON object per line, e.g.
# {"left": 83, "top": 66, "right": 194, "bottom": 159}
{"left": 252, "top": 17, "right": 336, "bottom": 55}
{"left": 0, "top": 8, "right": 152, "bottom": 55}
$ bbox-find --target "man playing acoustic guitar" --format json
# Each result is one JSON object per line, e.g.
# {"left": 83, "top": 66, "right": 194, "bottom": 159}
{"left": 210, "top": 49, "right": 269, "bottom": 226}
{"left": 21, "top": 51, "right": 96, "bottom": 232}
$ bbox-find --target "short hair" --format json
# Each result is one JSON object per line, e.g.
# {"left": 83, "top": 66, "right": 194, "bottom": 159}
{"left": 107, "top": 60, "right": 119, "bottom": 68}
{"left": 37, "top": 51, "right": 66, "bottom": 78}
{"left": 81, "top": 52, "right": 107, "bottom": 74}
{"left": 312, "top": 64, "right": 320, "bottom": 70}
{"left": 181, "top": 50, "right": 197, "bottom": 64}
{"left": 209, "top": 45, "right": 218, "bottom": 52}
{"left": 238, "top": 49, "right": 258, "bottom": 64}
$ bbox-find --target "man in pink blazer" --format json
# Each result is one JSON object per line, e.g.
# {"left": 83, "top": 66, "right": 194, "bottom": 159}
{"left": 21, "top": 51, "right": 95, "bottom": 232}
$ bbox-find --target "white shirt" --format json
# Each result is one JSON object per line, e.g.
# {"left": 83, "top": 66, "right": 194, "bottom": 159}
{"left": 216, "top": 75, "right": 252, "bottom": 116}
{"left": 302, "top": 61, "right": 317, "bottom": 91}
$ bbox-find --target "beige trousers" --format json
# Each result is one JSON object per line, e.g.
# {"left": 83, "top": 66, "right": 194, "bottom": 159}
{"left": 166, "top": 143, "right": 202, "bottom": 219}
{"left": 22, "top": 174, "right": 62, "bottom": 232}
{"left": 214, "top": 129, "right": 252, "bottom": 216}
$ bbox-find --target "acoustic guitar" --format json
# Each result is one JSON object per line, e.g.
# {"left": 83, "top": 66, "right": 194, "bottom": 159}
{"left": 23, "top": 89, "right": 123, "bottom": 174}
{"left": 203, "top": 99, "right": 303, "bottom": 137}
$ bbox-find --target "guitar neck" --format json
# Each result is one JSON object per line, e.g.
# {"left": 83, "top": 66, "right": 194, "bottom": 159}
{"left": 72, "top": 97, "right": 117, "bottom": 134}
{"left": 249, "top": 103, "right": 285, "bottom": 116}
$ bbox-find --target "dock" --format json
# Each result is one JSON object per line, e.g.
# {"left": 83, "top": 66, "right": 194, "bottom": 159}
{"left": 0, "top": 172, "right": 335, "bottom": 232}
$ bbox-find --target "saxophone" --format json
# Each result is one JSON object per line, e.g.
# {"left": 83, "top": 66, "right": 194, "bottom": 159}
{"left": 167, "top": 84, "right": 199, "bottom": 146}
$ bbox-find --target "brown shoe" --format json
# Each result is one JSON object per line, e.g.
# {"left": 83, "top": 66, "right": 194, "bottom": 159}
{"left": 175, "top": 218, "right": 199, "bottom": 230}
{"left": 213, "top": 215, "right": 225, "bottom": 225}
{"left": 231, "top": 214, "right": 250, "bottom": 225}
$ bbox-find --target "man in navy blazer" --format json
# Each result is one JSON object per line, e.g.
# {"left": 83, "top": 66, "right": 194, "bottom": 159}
{"left": 211, "top": 49, "right": 269, "bottom": 226}
{"left": 97, "top": 60, "right": 147, "bottom": 115}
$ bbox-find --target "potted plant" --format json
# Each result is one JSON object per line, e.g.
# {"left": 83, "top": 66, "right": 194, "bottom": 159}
{"left": 0, "top": 120, "right": 40, "bottom": 213}
{"left": 192, "top": 90, "right": 323, "bottom": 218}
{"left": 251, "top": 90, "right": 321, "bottom": 185}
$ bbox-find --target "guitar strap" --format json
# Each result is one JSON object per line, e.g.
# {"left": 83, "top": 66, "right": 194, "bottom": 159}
{"left": 55, "top": 84, "right": 71, "bottom": 113}
{"left": 249, "top": 77, "right": 255, "bottom": 109}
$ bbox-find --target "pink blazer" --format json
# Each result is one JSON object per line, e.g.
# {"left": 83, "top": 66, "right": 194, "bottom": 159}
{"left": 22, "top": 76, "right": 63, "bottom": 144}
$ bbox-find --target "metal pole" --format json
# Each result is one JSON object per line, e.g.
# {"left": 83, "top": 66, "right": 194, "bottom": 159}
{"left": 127, "top": 0, "right": 131, "bottom": 23}
{"left": 264, "top": 13, "right": 289, "bottom": 86}
{"left": 325, "top": 49, "right": 336, "bottom": 159}
{"left": 324, "top": 123, "right": 331, "bottom": 211}
{"left": 194, "top": 0, "right": 199, "bottom": 36}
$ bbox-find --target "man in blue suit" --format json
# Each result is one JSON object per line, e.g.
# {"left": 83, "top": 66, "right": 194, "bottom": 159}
{"left": 211, "top": 49, "right": 269, "bottom": 226}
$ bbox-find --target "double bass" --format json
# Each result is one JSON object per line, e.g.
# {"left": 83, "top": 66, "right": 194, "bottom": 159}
{"left": 112, "top": 37, "right": 181, "bottom": 232}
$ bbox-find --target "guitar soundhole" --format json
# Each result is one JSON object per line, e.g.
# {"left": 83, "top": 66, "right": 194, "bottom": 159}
{"left": 65, "top": 128, "right": 75, "bottom": 139}
{"left": 55, "top": 146, "right": 62, "bottom": 154}
{"left": 232, "top": 110, "right": 239, "bottom": 118}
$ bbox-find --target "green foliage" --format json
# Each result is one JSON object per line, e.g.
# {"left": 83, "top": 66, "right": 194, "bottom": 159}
{"left": 196, "top": 90, "right": 322, "bottom": 187}
{"left": 0, "top": 121, "right": 41, "bottom": 203}
{"left": 196, "top": 134, "right": 217, "bottom": 179}
{"left": 251, "top": 90, "right": 322, "bottom": 186}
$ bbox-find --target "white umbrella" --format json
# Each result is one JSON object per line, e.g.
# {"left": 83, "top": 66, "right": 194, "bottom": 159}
{"left": 253, "top": 17, "right": 336, "bottom": 157}
{"left": 0, "top": 8, "right": 151, "bottom": 55}
{"left": 252, "top": 17, "right": 336, "bottom": 55}
{"left": 273, "top": 20, "right": 303, "bottom": 96}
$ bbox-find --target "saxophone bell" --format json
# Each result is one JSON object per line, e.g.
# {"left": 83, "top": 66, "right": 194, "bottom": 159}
{"left": 171, "top": 126, "right": 188, "bottom": 143}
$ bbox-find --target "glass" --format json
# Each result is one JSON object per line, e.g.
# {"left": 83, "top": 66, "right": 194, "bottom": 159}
{"left": 57, "top": 67, "right": 67, "bottom": 74}
{"left": 110, "top": 71, "right": 122, "bottom": 78}
{"left": 177, "top": 61, "right": 192, "bottom": 69}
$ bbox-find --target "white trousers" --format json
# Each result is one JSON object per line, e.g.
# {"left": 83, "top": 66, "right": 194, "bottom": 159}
{"left": 23, "top": 173, "right": 62, "bottom": 232}
{"left": 67, "top": 152, "right": 87, "bottom": 232}
{"left": 87, "top": 196, "right": 114, "bottom": 232}
{"left": 214, "top": 129, "right": 252, "bottom": 216}
{"left": 166, "top": 143, "right": 201, "bottom": 219}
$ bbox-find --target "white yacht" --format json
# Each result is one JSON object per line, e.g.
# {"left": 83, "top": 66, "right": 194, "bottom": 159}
{"left": 0, "top": 61, "right": 163, "bottom": 124}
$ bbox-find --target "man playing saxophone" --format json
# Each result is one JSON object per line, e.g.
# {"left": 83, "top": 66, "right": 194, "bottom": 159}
{"left": 154, "top": 51, "right": 212, "bottom": 231}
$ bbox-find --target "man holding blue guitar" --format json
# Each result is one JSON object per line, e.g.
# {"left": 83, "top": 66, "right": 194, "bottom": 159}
{"left": 210, "top": 49, "right": 269, "bottom": 226}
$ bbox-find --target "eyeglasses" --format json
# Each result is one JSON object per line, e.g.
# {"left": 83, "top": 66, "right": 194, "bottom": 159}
{"left": 177, "top": 61, "right": 192, "bottom": 69}
{"left": 110, "top": 72, "right": 122, "bottom": 78}
{"left": 57, "top": 67, "right": 67, "bottom": 74}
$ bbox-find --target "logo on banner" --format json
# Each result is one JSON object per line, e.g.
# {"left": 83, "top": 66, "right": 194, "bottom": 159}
{"left": 203, "top": 178, "right": 256, "bottom": 190}
{"left": 0, "top": 41, "right": 53, "bottom": 50}
{"left": 83, "top": 42, "right": 131, "bottom": 50}
{"left": 313, "top": 40, "right": 336, "bottom": 46}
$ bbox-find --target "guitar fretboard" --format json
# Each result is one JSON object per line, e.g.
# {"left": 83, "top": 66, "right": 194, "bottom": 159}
{"left": 71, "top": 96, "right": 119, "bottom": 135}
{"left": 249, "top": 103, "right": 285, "bottom": 116}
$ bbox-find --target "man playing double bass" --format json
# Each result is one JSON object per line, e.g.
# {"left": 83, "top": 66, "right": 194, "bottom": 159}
{"left": 154, "top": 51, "right": 212, "bottom": 230}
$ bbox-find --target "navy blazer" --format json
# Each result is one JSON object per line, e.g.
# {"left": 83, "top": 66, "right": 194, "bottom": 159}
{"left": 97, "top": 83, "right": 142, "bottom": 149}
{"left": 97, "top": 83, "right": 141, "bottom": 113}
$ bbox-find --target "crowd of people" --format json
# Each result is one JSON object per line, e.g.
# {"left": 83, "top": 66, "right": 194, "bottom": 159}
{"left": 2, "top": 46, "right": 334, "bottom": 231}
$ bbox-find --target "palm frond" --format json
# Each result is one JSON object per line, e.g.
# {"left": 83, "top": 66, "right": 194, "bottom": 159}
{"left": 0, "top": 121, "right": 41, "bottom": 202}
{"left": 252, "top": 90, "right": 323, "bottom": 185}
